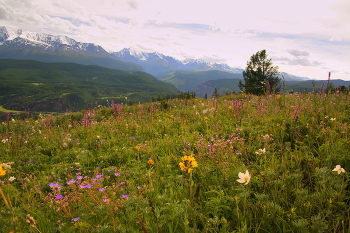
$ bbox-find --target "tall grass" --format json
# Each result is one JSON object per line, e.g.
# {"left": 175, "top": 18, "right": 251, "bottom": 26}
{"left": 0, "top": 92, "right": 349, "bottom": 232}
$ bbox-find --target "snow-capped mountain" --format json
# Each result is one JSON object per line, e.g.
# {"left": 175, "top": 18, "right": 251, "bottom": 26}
{"left": 279, "top": 72, "right": 310, "bottom": 81}
{"left": 0, "top": 26, "right": 142, "bottom": 71}
{"left": 111, "top": 48, "right": 243, "bottom": 74}
{"left": 0, "top": 26, "right": 108, "bottom": 55}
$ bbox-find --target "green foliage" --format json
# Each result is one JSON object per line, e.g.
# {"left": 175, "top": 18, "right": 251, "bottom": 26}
{"left": 239, "top": 50, "right": 280, "bottom": 95}
{"left": 0, "top": 92, "right": 350, "bottom": 232}
{"left": 0, "top": 59, "right": 179, "bottom": 112}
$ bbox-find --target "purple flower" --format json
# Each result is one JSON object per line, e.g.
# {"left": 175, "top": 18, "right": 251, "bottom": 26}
{"left": 114, "top": 173, "right": 120, "bottom": 176}
{"left": 55, "top": 195, "right": 64, "bottom": 199}
{"left": 95, "top": 174, "right": 103, "bottom": 178}
{"left": 99, "top": 188, "right": 106, "bottom": 191}
{"left": 121, "top": 194, "right": 129, "bottom": 199}
{"left": 66, "top": 179, "right": 77, "bottom": 184}
{"left": 137, "top": 187, "right": 142, "bottom": 189}
{"left": 48, "top": 183, "right": 60, "bottom": 187}
{"left": 72, "top": 217, "right": 80, "bottom": 222}
{"left": 102, "top": 199, "right": 108, "bottom": 202}
{"left": 77, "top": 176, "right": 84, "bottom": 180}
{"left": 79, "top": 184, "right": 93, "bottom": 188}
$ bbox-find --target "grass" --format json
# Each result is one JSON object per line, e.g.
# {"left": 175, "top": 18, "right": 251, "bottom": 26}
{"left": 0, "top": 92, "right": 349, "bottom": 232}
{"left": 0, "top": 106, "right": 23, "bottom": 113}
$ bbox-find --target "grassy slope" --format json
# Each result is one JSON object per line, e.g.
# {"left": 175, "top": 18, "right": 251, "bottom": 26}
{"left": 0, "top": 93, "right": 349, "bottom": 232}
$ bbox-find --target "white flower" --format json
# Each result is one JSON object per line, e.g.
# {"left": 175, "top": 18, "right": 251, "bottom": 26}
{"left": 330, "top": 118, "right": 336, "bottom": 121}
{"left": 255, "top": 148, "right": 266, "bottom": 155}
{"left": 237, "top": 170, "right": 251, "bottom": 185}
{"left": 8, "top": 176, "right": 16, "bottom": 181}
{"left": 332, "top": 165, "right": 346, "bottom": 174}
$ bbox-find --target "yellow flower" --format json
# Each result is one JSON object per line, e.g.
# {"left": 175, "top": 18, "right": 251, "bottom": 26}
{"left": 179, "top": 162, "right": 186, "bottom": 171}
{"left": 237, "top": 170, "right": 251, "bottom": 185}
{"left": 135, "top": 146, "right": 141, "bottom": 150}
{"left": 148, "top": 159, "right": 154, "bottom": 165}
{"left": 191, "top": 160, "right": 198, "bottom": 168}
{"left": 204, "top": 117, "right": 209, "bottom": 121}
{"left": 0, "top": 164, "right": 7, "bottom": 176}
{"left": 179, "top": 155, "right": 198, "bottom": 173}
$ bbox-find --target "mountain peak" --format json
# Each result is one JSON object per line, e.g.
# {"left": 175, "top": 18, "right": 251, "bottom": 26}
{"left": 0, "top": 26, "right": 22, "bottom": 42}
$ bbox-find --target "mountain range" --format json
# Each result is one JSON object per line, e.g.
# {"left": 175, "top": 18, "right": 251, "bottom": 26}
{"left": 0, "top": 26, "right": 310, "bottom": 81}
{"left": 111, "top": 48, "right": 244, "bottom": 74}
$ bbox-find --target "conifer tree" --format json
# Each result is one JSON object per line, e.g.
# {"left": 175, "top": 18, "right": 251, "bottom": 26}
{"left": 239, "top": 50, "right": 280, "bottom": 95}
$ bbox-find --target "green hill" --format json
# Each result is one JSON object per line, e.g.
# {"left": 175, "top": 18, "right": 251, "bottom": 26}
{"left": 192, "top": 78, "right": 350, "bottom": 97}
{"left": 158, "top": 70, "right": 243, "bottom": 92}
{"left": 0, "top": 59, "right": 179, "bottom": 112}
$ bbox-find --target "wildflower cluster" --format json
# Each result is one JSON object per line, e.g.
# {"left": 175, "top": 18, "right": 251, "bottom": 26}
{"left": 179, "top": 154, "right": 198, "bottom": 173}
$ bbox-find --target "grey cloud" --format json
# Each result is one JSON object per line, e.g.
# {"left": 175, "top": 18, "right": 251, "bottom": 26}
{"left": 287, "top": 49, "right": 310, "bottom": 57}
{"left": 274, "top": 56, "right": 324, "bottom": 67}
{"left": 128, "top": 1, "right": 138, "bottom": 10}
{"left": 0, "top": 8, "right": 9, "bottom": 19}
{"left": 0, "top": 3, "right": 14, "bottom": 20}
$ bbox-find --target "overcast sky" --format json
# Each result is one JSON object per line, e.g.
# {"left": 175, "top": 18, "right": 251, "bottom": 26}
{"left": 1, "top": 0, "right": 349, "bottom": 80}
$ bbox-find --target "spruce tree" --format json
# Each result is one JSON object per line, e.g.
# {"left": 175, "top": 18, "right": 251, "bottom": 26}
{"left": 239, "top": 50, "right": 280, "bottom": 95}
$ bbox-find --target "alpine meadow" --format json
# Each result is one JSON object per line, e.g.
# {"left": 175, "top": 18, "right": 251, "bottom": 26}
{"left": 0, "top": 3, "right": 350, "bottom": 231}
{"left": 1, "top": 91, "right": 349, "bottom": 232}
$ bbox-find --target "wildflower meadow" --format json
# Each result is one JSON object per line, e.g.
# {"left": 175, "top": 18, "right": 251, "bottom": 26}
{"left": 0, "top": 92, "right": 349, "bottom": 232}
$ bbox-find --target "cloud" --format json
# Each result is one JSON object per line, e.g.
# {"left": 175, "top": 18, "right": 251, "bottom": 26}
{"left": 287, "top": 49, "right": 310, "bottom": 57}
{"left": 0, "top": 3, "right": 12, "bottom": 20}
{"left": 273, "top": 55, "right": 324, "bottom": 67}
